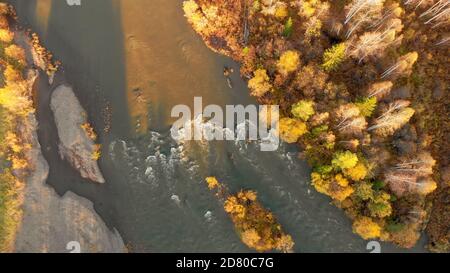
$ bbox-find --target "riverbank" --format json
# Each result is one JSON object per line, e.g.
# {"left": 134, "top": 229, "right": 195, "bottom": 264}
{"left": 0, "top": 3, "right": 35, "bottom": 252}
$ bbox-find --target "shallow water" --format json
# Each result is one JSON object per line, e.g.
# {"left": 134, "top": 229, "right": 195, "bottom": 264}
{"left": 8, "top": 0, "right": 427, "bottom": 252}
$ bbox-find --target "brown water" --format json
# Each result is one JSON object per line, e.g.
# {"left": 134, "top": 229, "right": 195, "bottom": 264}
{"left": 8, "top": 0, "right": 427, "bottom": 252}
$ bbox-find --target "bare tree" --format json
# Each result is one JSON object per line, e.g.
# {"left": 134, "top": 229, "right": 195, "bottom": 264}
{"left": 376, "top": 100, "right": 410, "bottom": 121}
{"left": 345, "top": 0, "right": 385, "bottom": 37}
{"left": 385, "top": 170, "right": 436, "bottom": 196}
{"left": 368, "top": 106, "right": 415, "bottom": 136}
{"left": 335, "top": 104, "right": 360, "bottom": 128}
{"left": 366, "top": 81, "right": 393, "bottom": 99}
{"left": 420, "top": 0, "right": 450, "bottom": 28}
{"left": 349, "top": 19, "right": 403, "bottom": 62}
{"left": 381, "top": 52, "right": 418, "bottom": 79}
{"left": 393, "top": 152, "right": 436, "bottom": 175}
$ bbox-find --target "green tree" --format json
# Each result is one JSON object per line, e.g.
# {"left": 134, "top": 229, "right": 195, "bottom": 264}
{"left": 283, "top": 17, "right": 293, "bottom": 38}
{"left": 356, "top": 97, "right": 377, "bottom": 117}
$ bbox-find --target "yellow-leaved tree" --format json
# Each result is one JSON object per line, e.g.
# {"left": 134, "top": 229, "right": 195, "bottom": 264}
{"left": 277, "top": 50, "right": 300, "bottom": 75}
{"left": 322, "top": 43, "right": 346, "bottom": 72}
{"left": 248, "top": 69, "right": 272, "bottom": 97}
{"left": 277, "top": 118, "right": 307, "bottom": 143}
{"left": 344, "top": 162, "right": 368, "bottom": 181}
{"left": 332, "top": 151, "right": 358, "bottom": 170}
{"left": 352, "top": 217, "right": 382, "bottom": 240}
{"left": 291, "top": 100, "right": 315, "bottom": 121}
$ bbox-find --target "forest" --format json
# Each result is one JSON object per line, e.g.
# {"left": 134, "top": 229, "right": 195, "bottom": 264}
{"left": 184, "top": 0, "right": 449, "bottom": 252}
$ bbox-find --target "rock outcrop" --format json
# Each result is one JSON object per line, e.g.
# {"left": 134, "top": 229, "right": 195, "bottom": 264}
{"left": 50, "top": 85, "right": 105, "bottom": 183}
{"left": 14, "top": 116, "right": 125, "bottom": 253}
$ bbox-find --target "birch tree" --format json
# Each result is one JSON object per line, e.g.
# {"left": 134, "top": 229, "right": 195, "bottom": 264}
{"left": 368, "top": 104, "right": 415, "bottom": 136}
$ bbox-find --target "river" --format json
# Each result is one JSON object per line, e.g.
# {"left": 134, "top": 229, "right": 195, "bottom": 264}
{"left": 7, "top": 0, "right": 427, "bottom": 252}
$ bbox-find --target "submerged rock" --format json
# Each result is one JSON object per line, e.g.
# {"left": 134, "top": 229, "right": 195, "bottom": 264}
{"left": 14, "top": 116, "right": 125, "bottom": 253}
{"left": 50, "top": 85, "right": 105, "bottom": 183}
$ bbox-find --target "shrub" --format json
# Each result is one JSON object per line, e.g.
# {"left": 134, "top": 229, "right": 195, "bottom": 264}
{"left": 205, "top": 177, "right": 219, "bottom": 190}
{"left": 223, "top": 189, "right": 294, "bottom": 253}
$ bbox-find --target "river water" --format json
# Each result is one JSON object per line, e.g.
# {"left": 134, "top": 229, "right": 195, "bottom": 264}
{"left": 8, "top": 0, "right": 427, "bottom": 252}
